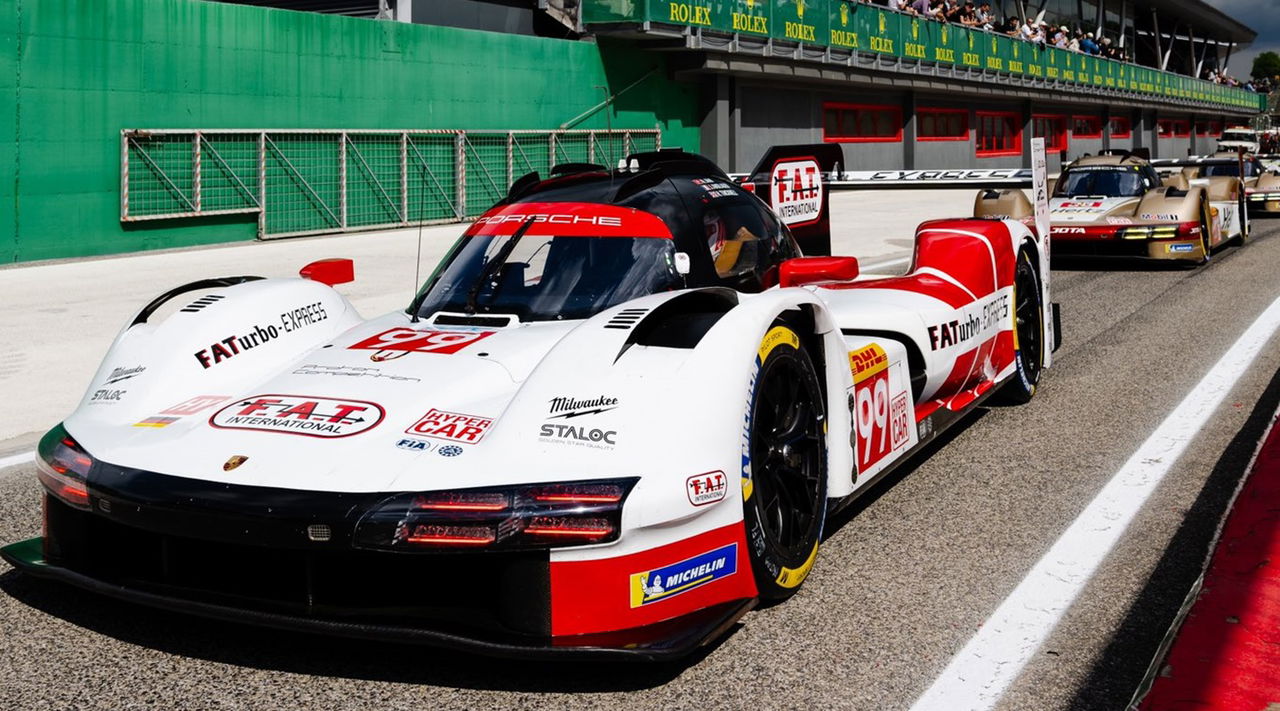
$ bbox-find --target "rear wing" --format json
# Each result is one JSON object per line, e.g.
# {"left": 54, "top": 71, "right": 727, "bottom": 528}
{"left": 739, "top": 144, "right": 844, "bottom": 256}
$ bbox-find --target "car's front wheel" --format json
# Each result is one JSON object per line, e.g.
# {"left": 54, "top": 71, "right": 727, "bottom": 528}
{"left": 991, "top": 248, "right": 1044, "bottom": 405}
{"left": 742, "top": 322, "right": 827, "bottom": 601}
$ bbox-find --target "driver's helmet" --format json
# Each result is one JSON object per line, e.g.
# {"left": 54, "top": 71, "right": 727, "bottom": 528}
{"left": 705, "top": 208, "right": 763, "bottom": 281}
{"left": 704, "top": 211, "right": 726, "bottom": 260}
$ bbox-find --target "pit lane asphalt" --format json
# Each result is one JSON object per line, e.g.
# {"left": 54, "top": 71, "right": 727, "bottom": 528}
{"left": 3, "top": 222, "right": 1280, "bottom": 710}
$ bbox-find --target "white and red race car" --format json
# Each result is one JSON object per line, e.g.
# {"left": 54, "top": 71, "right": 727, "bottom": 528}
{"left": 2, "top": 145, "right": 1058, "bottom": 660}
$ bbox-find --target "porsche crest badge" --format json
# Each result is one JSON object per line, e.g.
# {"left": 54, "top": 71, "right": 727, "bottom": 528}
{"left": 223, "top": 455, "right": 249, "bottom": 471}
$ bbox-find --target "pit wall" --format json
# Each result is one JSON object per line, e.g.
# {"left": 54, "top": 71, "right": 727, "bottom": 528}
{"left": 0, "top": 0, "right": 700, "bottom": 263}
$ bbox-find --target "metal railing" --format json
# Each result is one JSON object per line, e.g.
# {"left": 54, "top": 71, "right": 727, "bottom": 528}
{"left": 121, "top": 128, "right": 662, "bottom": 238}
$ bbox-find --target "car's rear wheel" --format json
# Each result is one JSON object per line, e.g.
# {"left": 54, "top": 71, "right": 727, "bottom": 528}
{"left": 992, "top": 249, "right": 1043, "bottom": 406}
{"left": 742, "top": 322, "right": 827, "bottom": 601}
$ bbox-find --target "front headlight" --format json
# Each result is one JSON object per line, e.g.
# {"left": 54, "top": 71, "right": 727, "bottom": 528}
{"left": 353, "top": 478, "right": 639, "bottom": 551}
{"left": 35, "top": 424, "right": 94, "bottom": 510}
{"left": 1119, "top": 225, "right": 1184, "bottom": 240}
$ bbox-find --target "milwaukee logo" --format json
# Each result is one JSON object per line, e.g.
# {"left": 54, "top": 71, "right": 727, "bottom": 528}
{"left": 547, "top": 395, "right": 619, "bottom": 419}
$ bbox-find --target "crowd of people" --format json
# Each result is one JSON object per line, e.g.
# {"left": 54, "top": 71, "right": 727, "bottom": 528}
{"left": 860, "top": 0, "right": 1133, "bottom": 61}
{"left": 1204, "top": 69, "right": 1275, "bottom": 94}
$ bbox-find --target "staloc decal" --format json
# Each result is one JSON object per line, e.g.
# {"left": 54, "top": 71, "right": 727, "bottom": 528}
{"left": 210, "top": 395, "right": 385, "bottom": 438}
{"left": 89, "top": 389, "right": 126, "bottom": 404}
{"left": 629, "top": 544, "right": 738, "bottom": 607}
{"left": 537, "top": 423, "right": 617, "bottom": 448}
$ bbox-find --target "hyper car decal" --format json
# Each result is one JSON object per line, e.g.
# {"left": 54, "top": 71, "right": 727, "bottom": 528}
{"left": 405, "top": 409, "right": 493, "bottom": 444}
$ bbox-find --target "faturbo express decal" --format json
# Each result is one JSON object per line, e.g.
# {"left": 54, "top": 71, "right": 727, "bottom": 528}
{"left": 195, "top": 302, "right": 328, "bottom": 368}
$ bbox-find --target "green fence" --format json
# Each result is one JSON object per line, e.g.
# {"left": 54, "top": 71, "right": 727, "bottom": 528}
{"left": 122, "top": 129, "right": 662, "bottom": 238}
{"left": 583, "top": 0, "right": 1264, "bottom": 113}
{"left": 2, "top": 0, "right": 700, "bottom": 263}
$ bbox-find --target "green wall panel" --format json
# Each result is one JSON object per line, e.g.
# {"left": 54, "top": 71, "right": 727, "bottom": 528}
{"left": 3, "top": 0, "right": 699, "bottom": 263}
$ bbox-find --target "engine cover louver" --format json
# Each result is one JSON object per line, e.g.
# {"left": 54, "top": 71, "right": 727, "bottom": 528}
{"left": 180, "top": 294, "right": 226, "bottom": 313}
{"left": 604, "top": 308, "right": 649, "bottom": 330}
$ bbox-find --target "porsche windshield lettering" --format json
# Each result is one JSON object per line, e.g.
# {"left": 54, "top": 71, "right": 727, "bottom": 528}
{"left": 472, "top": 213, "right": 623, "bottom": 227}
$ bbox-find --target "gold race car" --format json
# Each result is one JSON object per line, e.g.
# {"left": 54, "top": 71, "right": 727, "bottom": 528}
{"left": 975, "top": 150, "right": 1248, "bottom": 264}
{"left": 1164, "top": 152, "right": 1280, "bottom": 215}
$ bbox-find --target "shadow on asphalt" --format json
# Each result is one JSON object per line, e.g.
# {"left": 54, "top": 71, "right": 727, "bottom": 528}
{"left": 821, "top": 408, "right": 988, "bottom": 545}
{"left": 0, "top": 566, "right": 724, "bottom": 690}
{"left": 1051, "top": 256, "right": 1203, "bottom": 272}
{"left": 1066, "top": 362, "right": 1280, "bottom": 710}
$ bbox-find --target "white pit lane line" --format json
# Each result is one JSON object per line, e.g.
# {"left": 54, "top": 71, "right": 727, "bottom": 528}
{"left": 911, "top": 293, "right": 1280, "bottom": 711}
{"left": 0, "top": 451, "right": 35, "bottom": 471}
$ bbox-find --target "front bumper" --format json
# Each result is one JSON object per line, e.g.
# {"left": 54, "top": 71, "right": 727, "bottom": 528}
{"left": 1246, "top": 192, "right": 1280, "bottom": 212}
{"left": 3, "top": 465, "right": 755, "bottom": 661}
{"left": 1051, "top": 229, "right": 1206, "bottom": 261}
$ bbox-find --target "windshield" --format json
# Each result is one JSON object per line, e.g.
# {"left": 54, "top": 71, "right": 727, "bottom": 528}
{"left": 1203, "top": 161, "right": 1261, "bottom": 178}
{"left": 1055, "top": 168, "right": 1148, "bottom": 198}
{"left": 1220, "top": 132, "right": 1254, "bottom": 143}
{"left": 414, "top": 234, "right": 680, "bottom": 322}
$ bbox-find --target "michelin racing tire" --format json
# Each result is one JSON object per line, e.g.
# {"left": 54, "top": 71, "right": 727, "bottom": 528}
{"left": 991, "top": 249, "right": 1043, "bottom": 406}
{"left": 742, "top": 322, "right": 827, "bottom": 601}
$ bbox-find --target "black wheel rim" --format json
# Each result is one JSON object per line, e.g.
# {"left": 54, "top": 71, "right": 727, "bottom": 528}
{"left": 750, "top": 353, "right": 824, "bottom": 557}
{"left": 1015, "top": 261, "right": 1042, "bottom": 384}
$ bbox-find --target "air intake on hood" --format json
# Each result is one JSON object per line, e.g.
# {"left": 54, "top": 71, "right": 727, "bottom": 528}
{"left": 604, "top": 308, "right": 649, "bottom": 330}
{"left": 428, "top": 313, "right": 517, "bottom": 328}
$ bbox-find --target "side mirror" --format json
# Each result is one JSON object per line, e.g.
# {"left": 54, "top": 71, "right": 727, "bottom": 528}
{"left": 300, "top": 258, "right": 355, "bottom": 286}
{"left": 779, "top": 256, "right": 860, "bottom": 288}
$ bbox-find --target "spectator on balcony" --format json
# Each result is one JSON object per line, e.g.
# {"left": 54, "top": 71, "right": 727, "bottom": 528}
{"left": 974, "top": 2, "right": 994, "bottom": 30}
{"left": 908, "top": 0, "right": 931, "bottom": 16}
{"left": 1081, "top": 32, "right": 1099, "bottom": 55}
{"left": 958, "top": 2, "right": 979, "bottom": 28}
{"left": 944, "top": 0, "right": 966, "bottom": 24}
{"left": 888, "top": 0, "right": 910, "bottom": 12}
{"left": 1019, "top": 18, "right": 1037, "bottom": 41}
{"left": 1002, "top": 16, "right": 1020, "bottom": 36}
{"left": 1052, "top": 26, "right": 1068, "bottom": 48}
{"left": 1035, "top": 20, "right": 1050, "bottom": 44}
{"left": 1068, "top": 30, "right": 1081, "bottom": 52}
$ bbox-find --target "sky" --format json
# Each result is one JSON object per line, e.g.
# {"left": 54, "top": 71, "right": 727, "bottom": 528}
{"left": 1202, "top": 0, "right": 1280, "bottom": 77}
